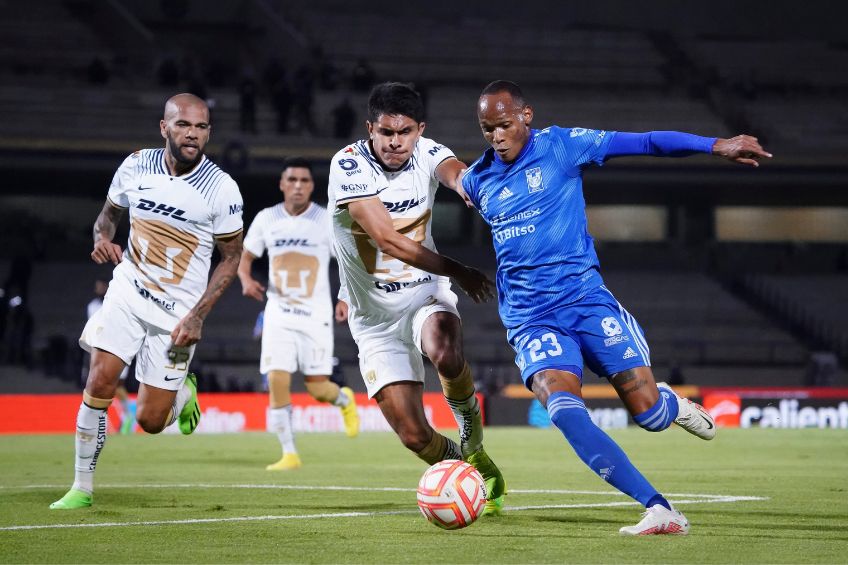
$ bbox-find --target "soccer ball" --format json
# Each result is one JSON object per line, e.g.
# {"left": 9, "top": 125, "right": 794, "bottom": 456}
{"left": 416, "top": 459, "right": 487, "bottom": 530}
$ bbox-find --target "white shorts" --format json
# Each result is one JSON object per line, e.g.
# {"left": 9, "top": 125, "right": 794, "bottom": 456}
{"left": 260, "top": 302, "right": 334, "bottom": 375}
{"left": 349, "top": 280, "right": 460, "bottom": 398}
{"left": 79, "top": 289, "right": 195, "bottom": 392}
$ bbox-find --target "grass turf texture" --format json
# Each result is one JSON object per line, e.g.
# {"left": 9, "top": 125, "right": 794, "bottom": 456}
{"left": 1, "top": 427, "right": 846, "bottom": 564}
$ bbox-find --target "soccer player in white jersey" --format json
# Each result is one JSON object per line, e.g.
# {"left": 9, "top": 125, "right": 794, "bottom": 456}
{"left": 238, "top": 157, "right": 359, "bottom": 471}
{"left": 50, "top": 93, "right": 244, "bottom": 510}
{"left": 328, "top": 82, "right": 505, "bottom": 514}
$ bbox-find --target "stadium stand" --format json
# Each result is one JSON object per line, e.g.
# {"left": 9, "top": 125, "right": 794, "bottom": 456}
{"left": 1, "top": 0, "right": 845, "bottom": 393}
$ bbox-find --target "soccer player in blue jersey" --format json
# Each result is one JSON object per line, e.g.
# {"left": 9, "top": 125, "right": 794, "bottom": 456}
{"left": 461, "top": 80, "right": 772, "bottom": 535}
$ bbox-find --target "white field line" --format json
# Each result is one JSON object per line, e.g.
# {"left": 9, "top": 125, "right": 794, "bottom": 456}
{"left": 0, "top": 483, "right": 765, "bottom": 500}
{"left": 0, "top": 484, "right": 768, "bottom": 532}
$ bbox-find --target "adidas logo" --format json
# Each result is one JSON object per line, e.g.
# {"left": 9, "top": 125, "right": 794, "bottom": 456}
{"left": 497, "top": 186, "right": 514, "bottom": 200}
{"left": 622, "top": 347, "right": 638, "bottom": 360}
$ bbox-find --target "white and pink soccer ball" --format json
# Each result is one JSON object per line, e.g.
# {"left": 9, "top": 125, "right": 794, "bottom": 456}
{"left": 416, "top": 459, "right": 487, "bottom": 530}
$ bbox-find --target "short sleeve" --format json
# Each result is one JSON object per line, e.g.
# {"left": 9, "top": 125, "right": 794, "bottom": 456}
{"left": 107, "top": 153, "right": 138, "bottom": 208}
{"left": 212, "top": 177, "right": 244, "bottom": 238}
{"left": 418, "top": 137, "right": 456, "bottom": 180}
{"left": 328, "top": 150, "right": 386, "bottom": 206}
{"left": 242, "top": 210, "right": 266, "bottom": 257}
{"left": 552, "top": 126, "right": 614, "bottom": 169}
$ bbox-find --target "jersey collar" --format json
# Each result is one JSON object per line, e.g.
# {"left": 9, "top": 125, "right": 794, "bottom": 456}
{"left": 164, "top": 152, "right": 207, "bottom": 178}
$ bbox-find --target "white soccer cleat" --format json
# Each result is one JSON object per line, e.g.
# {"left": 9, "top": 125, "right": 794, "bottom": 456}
{"left": 619, "top": 504, "right": 690, "bottom": 536}
{"left": 657, "top": 382, "right": 716, "bottom": 440}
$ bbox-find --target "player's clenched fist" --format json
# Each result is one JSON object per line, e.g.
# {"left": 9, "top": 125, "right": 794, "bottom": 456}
{"left": 91, "top": 239, "right": 123, "bottom": 265}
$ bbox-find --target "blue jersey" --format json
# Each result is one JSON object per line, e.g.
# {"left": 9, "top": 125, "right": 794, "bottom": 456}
{"left": 462, "top": 126, "right": 615, "bottom": 329}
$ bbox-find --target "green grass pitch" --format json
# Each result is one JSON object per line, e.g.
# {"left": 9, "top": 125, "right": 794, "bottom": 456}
{"left": 1, "top": 427, "right": 846, "bottom": 563}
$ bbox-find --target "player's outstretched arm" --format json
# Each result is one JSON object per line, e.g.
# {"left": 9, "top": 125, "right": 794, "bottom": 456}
{"left": 237, "top": 250, "right": 266, "bottom": 302}
{"left": 171, "top": 232, "right": 243, "bottom": 347}
{"left": 347, "top": 198, "right": 494, "bottom": 303}
{"left": 91, "top": 200, "right": 125, "bottom": 265}
{"left": 711, "top": 135, "right": 773, "bottom": 167}
{"left": 606, "top": 131, "right": 772, "bottom": 167}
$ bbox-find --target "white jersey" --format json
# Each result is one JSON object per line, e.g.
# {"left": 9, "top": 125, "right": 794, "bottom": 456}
{"left": 328, "top": 137, "right": 456, "bottom": 315}
{"left": 243, "top": 202, "right": 333, "bottom": 328}
{"left": 106, "top": 148, "right": 243, "bottom": 329}
{"left": 86, "top": 297, "right": 103, "bottom": 320}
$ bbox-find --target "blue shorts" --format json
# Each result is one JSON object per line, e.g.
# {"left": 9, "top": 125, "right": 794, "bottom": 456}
{"left": 506, "top": 285, "right": 650, "bottom": 389}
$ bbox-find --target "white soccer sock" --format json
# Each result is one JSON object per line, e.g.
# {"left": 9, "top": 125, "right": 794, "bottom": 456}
{"left": 72, "top": 403, "right": 108, "bottom": 495}
{"left": 445, "top": 393, "right": 483, "bottom": 456}
{"left": 332, "top": 389, "right": 350, "bottom": 408}
{"left": 268, "top": 405, "right": 297, "bottom": 454}
{"left": 165, "top": 384, "right": 192, "bottom": 427}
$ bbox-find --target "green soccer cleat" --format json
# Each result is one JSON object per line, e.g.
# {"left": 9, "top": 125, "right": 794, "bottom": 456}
{"left": 49, "top": 488, "right": 92, "bottom": 510}
{"left": 178, "top": 373, "right": 201, "bottom": 435}
{"left": 466, "top": 448, "right": 506, "bottom": 516}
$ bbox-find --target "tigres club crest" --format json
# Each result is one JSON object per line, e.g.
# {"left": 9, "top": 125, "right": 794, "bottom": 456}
{"left": 525, "top": 167, "right": 544, "bottom": 193}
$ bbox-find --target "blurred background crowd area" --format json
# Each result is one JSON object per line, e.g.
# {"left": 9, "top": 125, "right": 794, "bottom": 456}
{"left": 0, "top": 0, "right": 846, "bottom": 395}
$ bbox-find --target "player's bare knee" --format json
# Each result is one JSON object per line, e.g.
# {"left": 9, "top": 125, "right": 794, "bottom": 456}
{"left": 135, "top": 407, "right": 166, "bottom": 434}
{"left": 397, "top": 425, "right": 432, "bottom": 452}
{"left": 428, "top": 347, "right": 465, "bottom": 378}
{"left": 85, "top": 366, "right": 123, "bottom": 399}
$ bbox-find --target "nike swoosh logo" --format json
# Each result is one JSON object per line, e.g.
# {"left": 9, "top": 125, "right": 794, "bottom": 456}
{"left": 163, "top": 375, "right": 180, "bottom": 381}
{"left": 138, "top": 186, "right": 155, "bottom": 191}
{"left": 699, "top": 414, "right": 715, "bottom": 429}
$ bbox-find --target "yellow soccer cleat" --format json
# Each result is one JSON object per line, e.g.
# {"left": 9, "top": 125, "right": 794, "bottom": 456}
{"left": 340, "top": 387, "right": 360, "bottom": 438}
{"left": 266, "top": 453, "right": 302, "bottom": 471}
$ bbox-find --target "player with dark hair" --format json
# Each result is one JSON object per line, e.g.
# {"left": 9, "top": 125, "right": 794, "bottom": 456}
{"left": 238, "top": 157, "right": 359, "bottom": 471}
{"left": 51, "top": 93, "right": 244, "bottom": 509}
{"left": 461, "top": 80, "right": 771, "bottom": 534}
{"left": 327, "top": 82, "right": 506, "bottom": 514}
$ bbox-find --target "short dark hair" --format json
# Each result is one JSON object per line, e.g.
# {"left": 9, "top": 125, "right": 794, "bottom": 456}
{"left": 281, "top": 157, "right": 313, "bottom": 176}
{"left": 480, "top": 80, "right": 527, "bottom": 107}
{"left": 367, "top": 82, "right": 425, "bottom": 123}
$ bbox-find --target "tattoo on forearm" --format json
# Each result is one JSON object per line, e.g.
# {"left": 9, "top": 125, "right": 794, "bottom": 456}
{"left": 93, "top": 202, "right": 123, "bottom": 242}
{"left": 191, "top": 235, "right": 241, "bottom": 319}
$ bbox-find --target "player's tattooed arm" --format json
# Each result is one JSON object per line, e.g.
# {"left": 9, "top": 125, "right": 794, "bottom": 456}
{"left": 171, "top": 232, "right": 243, "bottom": 347}
{"left": 91, "top": 200, "right": 125, "bottom": 265}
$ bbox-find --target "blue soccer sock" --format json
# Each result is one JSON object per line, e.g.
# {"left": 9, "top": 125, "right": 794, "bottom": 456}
{"left": 632, "top": 387, "right": 679, "bottom": 432}
{"left": 547, "top": 391, "right": 661, "bottom": 507}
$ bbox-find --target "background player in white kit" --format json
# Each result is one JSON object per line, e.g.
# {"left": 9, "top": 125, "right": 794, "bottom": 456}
{"left": 328, "top": 82, "right": 505, "bottom": 514}
{"left": 50, "top": 93, "right": 244, "bottom": 509}
{"left": 238, "top": 157, "right": 359, "bottom": 471}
